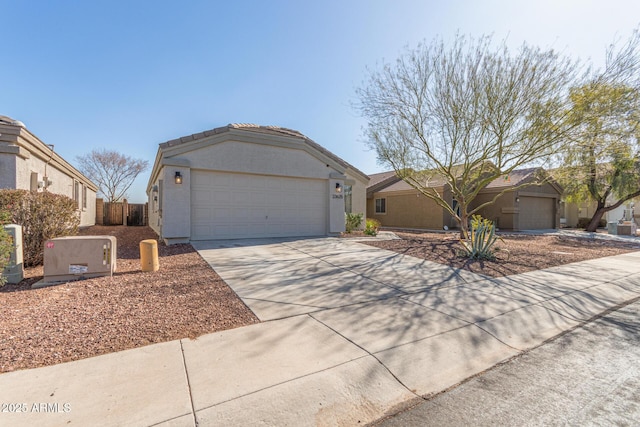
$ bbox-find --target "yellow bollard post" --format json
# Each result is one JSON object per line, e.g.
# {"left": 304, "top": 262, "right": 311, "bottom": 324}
{"left": 140, "top": 239, "right": 159, "bottom": 272}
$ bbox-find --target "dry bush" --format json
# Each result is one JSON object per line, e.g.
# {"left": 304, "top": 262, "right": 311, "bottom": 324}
{"left": 0, "top": 190, "right": 79, "bottom": 266}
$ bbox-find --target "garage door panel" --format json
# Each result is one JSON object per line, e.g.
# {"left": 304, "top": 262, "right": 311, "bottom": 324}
{"left": 520, "top": 197, "right": 555, "bottom": 229}
{"left": 191, "top": 171, "right": 327, "bottom": 239}
{"left": 193, "top": 207, "right": 211, "bottom": 222}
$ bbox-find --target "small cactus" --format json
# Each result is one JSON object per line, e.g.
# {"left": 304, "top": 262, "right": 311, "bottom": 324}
{"left": 460, "top": 215, "right": 501, "bottom": 259}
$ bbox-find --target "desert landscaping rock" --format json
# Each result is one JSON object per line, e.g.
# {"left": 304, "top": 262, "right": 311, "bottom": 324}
{"left": 365, "top": 231, "right": 640, "bottom": 277}
{"left": 0, "top": 226, "right": 258, "bottom": 373}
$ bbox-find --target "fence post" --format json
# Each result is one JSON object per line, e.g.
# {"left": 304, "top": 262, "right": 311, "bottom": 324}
{"left": 96, "top": 198, "right": 104, "bottom": 225}
{"left": 122, "top": 199, "right": 128, "bottom": 227}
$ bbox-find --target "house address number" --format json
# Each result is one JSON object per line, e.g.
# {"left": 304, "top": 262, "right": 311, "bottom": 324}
{"left": 332, "top": 194, "right": 343, "bottom": 199}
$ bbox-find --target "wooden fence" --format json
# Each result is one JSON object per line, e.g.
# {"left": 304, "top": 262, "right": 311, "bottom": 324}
{"left": 96, "top": 199, "right": 148, "bottom": 226}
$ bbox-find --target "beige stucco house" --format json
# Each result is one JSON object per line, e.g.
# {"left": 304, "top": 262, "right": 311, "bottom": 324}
{"left": 367, "top": 168, "right": 563, "bottom": 231}
{"left": 147, "top": 124, "right": 369, "bottom": 244}
{"left": 0, "top": 115, "right": 97, "bottom": 227}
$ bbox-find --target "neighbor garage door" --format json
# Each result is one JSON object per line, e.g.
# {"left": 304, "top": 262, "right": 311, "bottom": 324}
{"left": 191, "top": 171, "right": 327, "bottom": 240}
{"left": 519, "top": 196, "right": 555, "bottom": 229}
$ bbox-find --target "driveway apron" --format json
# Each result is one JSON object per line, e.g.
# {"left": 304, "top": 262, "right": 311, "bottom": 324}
{"left": 192, "top": 237, "right": 486, "bottom": 321}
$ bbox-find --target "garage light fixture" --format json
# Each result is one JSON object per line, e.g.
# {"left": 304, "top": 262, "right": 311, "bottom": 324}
{"left": 335, "top": 183, "right": 342, "bottom": 193}
{"left": 175, "top": 171, "right": 183, "bottom": 185}
{"left": 516, "top": 197, "right": 520, "bottom": 203}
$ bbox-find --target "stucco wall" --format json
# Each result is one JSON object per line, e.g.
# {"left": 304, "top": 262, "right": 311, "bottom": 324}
{"left": 185, "top": 140, "right": 334, "bottom": 180}
{"left": 472, "top": 191, "right": 516, "bottom": 230}
{"left": 1, "top": 144, "right": 96, "bottom": 227}
{"left": 147, "top": 179, "right": 162, "bottom": 237}
{"left": 161, "top": 166, "right": 191, "bottom": 243}
{"left": 149, "top": 131, "right": 371, "bottom": 242}
{"left": 0, "top": 154, "right": 17, "bottom": 188}
{"left": 367, "top": 191, "right": 444, "bottom": 229}
{"left": 346, "top": 168, "right": 368, "bottom": 229}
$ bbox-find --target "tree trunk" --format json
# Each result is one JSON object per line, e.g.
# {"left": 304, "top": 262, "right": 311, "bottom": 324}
{"left": 458, "top": 211, "right": 469, "bottom": 240}
{"left": 586, "top": 205, "right": 606, "bottom": 232}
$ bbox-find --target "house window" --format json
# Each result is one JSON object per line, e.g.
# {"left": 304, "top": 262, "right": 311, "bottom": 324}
{"left": 30, "top": 172, "right": 39, "bottom": 192}
{"left": 82, "top": 185, "right": 87, "bottom": 210}
{"left": 375, "top": 198, "right": 386, "bottom": 214}
{"left": 158, "top": 179, "right": 163, "bottom": 216}
{"left": 74, "top": 181, "right": 80, "bottom": 209}
{"left": 344, "top": 185, "right": 353, "bottom": 214}
{"left": 451, "top": 199, "right": 461, "bottom": 217}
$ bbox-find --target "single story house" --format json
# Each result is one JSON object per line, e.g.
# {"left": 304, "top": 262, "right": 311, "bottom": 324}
{"left": 367, "top": 167, "right": 562, "bottom": 231}
{"left": 147, "top": 124, "right": 369, "bottom": 244}
{"left": 561, "top": 198, "right": 639, "bottom": 228}
{"left": 0, "top": 115, "right": 97, "bottom": 227}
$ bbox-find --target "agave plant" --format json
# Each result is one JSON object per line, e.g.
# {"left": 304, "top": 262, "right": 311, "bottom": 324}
{"left": 460, "top": 215, "right": 501, "bottom": 259}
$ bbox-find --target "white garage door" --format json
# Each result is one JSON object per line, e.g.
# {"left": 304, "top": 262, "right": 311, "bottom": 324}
{"left": 191, "top": 171, "right": 327, "bottom": 240}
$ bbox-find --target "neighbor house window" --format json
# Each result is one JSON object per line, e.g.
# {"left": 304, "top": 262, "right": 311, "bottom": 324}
{"left": 375, "top": 198, "right": 386, "bottom": 214}
{"left": 30, "top": 172, "right": 39, "bottom": 192}
{"left": 82, "top": 185, "right": 87, "bottom": 210}
{"left": 74, "top": 181, "right": 81, "bottom": 209}
{"left": 451, "top": 199, "right": 460, "bottom": 217}
{"left": 344, "top": 185, "right": 353, "bottom": 213}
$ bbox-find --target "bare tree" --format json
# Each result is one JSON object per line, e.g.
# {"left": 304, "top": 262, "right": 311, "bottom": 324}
{"left": 555, "top": 28, "right": 640, "bottom": 232}
{"left": 76, "top": 149, "right": 149, "bottom": 203}
{"left": 356, "top": 34, "right": 577, "bottom": 239}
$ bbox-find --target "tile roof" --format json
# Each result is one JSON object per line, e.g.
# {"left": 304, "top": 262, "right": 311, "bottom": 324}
{"left": 367, "top": 171, "right": 399, "bottom": 187}
{"left": 368, "top": 166, "right": 552, "bottom": 194}
{"left": 159, "top": 123, "right": 369, "bottom": 180}
{"left": 484, "top": 167, "right": 541, "bottom": 189}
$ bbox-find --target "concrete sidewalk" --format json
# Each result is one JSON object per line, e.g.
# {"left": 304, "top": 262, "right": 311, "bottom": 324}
{"left": 1, "top": 239, "right": 639, "bottom": 427}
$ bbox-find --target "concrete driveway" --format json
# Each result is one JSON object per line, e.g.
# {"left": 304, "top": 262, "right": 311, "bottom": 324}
{"left": 192, "top": 236, "right": 487, "bottom": 321}
{"left": 2, "top": 237, "right": 638, "bottom": 426}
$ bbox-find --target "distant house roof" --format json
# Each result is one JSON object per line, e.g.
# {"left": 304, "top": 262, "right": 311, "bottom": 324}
{"left": 368, "top": 166, "right": 562, "bottom": 195}
{"left": 158, "top": 123, "right": 369, "bottom": 181}
{"left": 484, "top": 167, "right": 542, "bottom": 189}
{"left": 366, "top": 171, "right": 402, "bottom": 197}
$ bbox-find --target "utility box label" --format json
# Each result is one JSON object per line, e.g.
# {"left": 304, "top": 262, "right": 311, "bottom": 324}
{"left": 69, "top": 264, "right": 89, "bottom": 274}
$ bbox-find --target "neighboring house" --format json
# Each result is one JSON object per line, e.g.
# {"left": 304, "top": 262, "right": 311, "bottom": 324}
{"left": 147, "top": 124, "right": 369, "bottom": 244}
{"left": 562, "top": 198, "right": 639, "bottom": 228}
{"left": 367, "top": 167, "right": 562, "bottom": 231}
{"left": 0, "top": 115, "right": 97, "bottom": 227}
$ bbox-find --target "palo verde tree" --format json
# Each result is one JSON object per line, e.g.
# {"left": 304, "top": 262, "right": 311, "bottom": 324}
{"left": 556, "top": 29, "right": 640, "bottom": 232}
{"left": 76, "top": 149, "right": 149, "bottom": 203}
{"left": 356, "top": 34, "right": 577, "bottom": 239}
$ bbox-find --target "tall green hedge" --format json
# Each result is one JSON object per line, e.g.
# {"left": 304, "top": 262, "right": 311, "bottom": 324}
{"left": 0, "top": 190, "right": 80, "bottom": 267}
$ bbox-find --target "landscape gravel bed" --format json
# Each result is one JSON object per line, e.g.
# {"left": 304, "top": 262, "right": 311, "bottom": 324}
{"left": 363, "top": 230, "right": 640, "bottom": 277}
{"left": 0, "top": 226, "right": 258, "bottom": 373}
{"left": 3, "top": 226, "right": 639, "bottom": 374}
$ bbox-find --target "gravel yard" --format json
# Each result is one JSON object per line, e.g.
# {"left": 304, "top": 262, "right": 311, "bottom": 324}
{"left": 363, "top": 230, "right": 640, "bottom": 277}
{"left": 0, "top": 226, "right": 258, "bottom": 373}
{"left": 3, "top": 226, "right": 639, "bottom": 374}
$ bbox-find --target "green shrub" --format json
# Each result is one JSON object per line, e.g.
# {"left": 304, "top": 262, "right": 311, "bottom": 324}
{"left": 0, "top": 190, "right": 80, "bottom": 267}
{"left": 576, "top": 217, "right": 607, "bottom": 229}
{"left": 364, "top": 218, "right": 381, "bottom": 236}
{"left": 345, "top": 212, "right": 364, "bottom": 233}
{"left": 0, "top": 210, "right": 12, "bottom": 286}
{"left": 460, "top": 215, "right": 501, "bottom": 260}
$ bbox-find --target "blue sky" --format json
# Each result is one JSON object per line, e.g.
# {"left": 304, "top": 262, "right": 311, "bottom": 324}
{"left": 2, "top": 0, "right": 639, "bottom": 202}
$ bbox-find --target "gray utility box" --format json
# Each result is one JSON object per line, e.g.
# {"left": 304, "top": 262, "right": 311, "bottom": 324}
{"left": 2, "top": 224, "right": 24, "bottom": 284}
{"left": 43, "top": 236, "right": 117, "bottom": 283}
